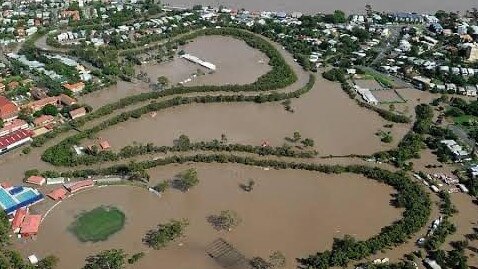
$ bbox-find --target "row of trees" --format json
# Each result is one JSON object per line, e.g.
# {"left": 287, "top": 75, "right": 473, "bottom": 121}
{"left": 50, "top": 137, "right": 317, "bottom": 167}
{"left": 41, "top": 75, "right": 316, "bottom": 166}
{"left": 40, "top": 154, "right": 431, "bottom": 269}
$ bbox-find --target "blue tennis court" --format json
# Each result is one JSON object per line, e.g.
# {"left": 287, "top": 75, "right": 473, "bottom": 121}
{"left": 16, "top": 190, "right": 39, "bottom": 203}
{"left": 0, "top": 186, "right": 44, "bottom": 215}
{"left": 0, "top": 188, "right": 16, "bottom": 210}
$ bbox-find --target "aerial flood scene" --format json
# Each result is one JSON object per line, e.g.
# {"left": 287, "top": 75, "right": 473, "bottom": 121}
{"left": 1, "top": 1, "right": 478, "bottom": 269}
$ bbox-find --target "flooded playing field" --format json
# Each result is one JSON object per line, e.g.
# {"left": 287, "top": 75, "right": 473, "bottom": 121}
{"left": 140, "top": 36, "right": 271, "bottom": 86}
{"left": 77, "top": 36, "right": 271, "bottom": 109}
{"left": 16, "top": 163, "right": 401, "bottom": 269}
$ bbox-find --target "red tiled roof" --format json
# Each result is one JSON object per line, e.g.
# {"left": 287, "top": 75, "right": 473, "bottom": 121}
{"left": 26, "top": 176, "right": 46, "bottom": 186}
{"left": 0, "top": 182, "right": 12, "bottom": 188}
{"left": 64, "top": 179, "right": 94, "bottom": 193}
{"left": 33, "top": 115, "right": 54, "bottom": 127}
{"left": 0, "top": 96, "right": 19, "bottom": 120}
{"left": 20, "top": 214, "right": 41, "bottom": 235}
{"left": 47, "top": 188, "right": 68, "bottom": 201}
{"left": 0, "top": 119, "right": 28, "bottom": 136}
{"left": 27, "top": 96, "right": 59, "bottom": 112}
{"left": 59, "top": 94, "right": 77, "bottom": 106}
{"left": 69, "top": 107, "right": 86, "bottom": 119}
{"left": 62, "top": 82, "right": 85, "bottom": 93}
{"left": 11, "top": 208, "right": 27, "bottom": 231}
{"left": 0, "top": 129, "right": 33, "bottom": 150}
{"left": 100, "top": 140, "right": 111, "bottom": 150}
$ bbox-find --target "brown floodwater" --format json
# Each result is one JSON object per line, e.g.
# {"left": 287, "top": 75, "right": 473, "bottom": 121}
{"left": 16, "top": 163, "right": 401, "bottom": 269}
{"left": 78, "top": 36, "right": 271, "bottom": 109}
{"left": 140, "top": 36, "right": 271, "bottom": 86}
{"left": 163, "top": 0, "right": 475, "bottom": 13}
{"left": 96, "top": 72, "right": 409, "bottom": 156}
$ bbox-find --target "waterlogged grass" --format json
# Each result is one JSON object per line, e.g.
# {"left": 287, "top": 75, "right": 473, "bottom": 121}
{"left": 69, "top": 206, "right": 125, "bottom": 242}
{"left": 454, "top": 115, "right": 478, "bottom": 126}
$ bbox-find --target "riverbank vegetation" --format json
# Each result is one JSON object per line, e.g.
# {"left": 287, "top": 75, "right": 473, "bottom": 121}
{"left": 41, "top": 75, "right": 316, "bottom": 166}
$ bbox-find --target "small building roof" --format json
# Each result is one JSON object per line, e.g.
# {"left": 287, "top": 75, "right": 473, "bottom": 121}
{"left": 59, "top": 94, "right": 77, "bottom": 106}
{"left": 33, "top": 115, "right": 54, "bottom": 127}
{"left": 64, "top": 179, "right": 94, "bottom": 193}
{"left": 69, "top": 107, "right": 86, "bottom": 119}
{"left": 20, "top": 214, "right": 42, "bottom": 235}
{"left": 11, "top": 207, "right": 27, "bottom": 231}
{"left": 62, "top": 82, "right": 85, "bottom": 93}
{"left": 47, "top": 188, "right": 68, "bottom": 201}
{"left": 25, "top": 176, "right": 45, "bottom": 186}
{"left": 100, "top": 140, "right": 111, "bottom": 150}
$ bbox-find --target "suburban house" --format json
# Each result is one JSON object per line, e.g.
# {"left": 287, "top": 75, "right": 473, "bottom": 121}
{"left": 69, "top": 107, "right": 86, "bottom": 119}
{"left": 62, "top": 82, "right": 85, "bottom": 94}
{"left": 33, "top": 115, "right": 55, "bottom": 127}
{"left": 27, "top": 96, "right": 60, "bottom": 112}
{"left": 59, "top": 94, "right": 77, "bottom": 106}
{"left": 0, "top": 96, "right": 19, "bottom": 122}
{"left": 25, "top": 176, "right": 46, "bottom": 186}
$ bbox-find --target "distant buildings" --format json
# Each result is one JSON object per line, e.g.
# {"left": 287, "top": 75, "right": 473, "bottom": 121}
{"left": 465, "top": 43, "right": 478, "bottom": 62}
{"left": 391, "top": 12, "right": 423, "bottom": 23}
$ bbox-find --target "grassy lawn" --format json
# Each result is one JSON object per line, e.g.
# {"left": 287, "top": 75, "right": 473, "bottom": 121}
{"left": 362, "top": 69, "right": 395, "bottom": 88}
{"left": 454, "top": 115, "right": 478, "bottom": 126}
{"left": 69, "top": 206, "right": 125, "bottom": 242}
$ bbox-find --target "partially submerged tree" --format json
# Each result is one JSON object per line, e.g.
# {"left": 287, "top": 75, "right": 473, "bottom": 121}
{"left": 173, "top": 168, "right": 199, "bottom": 192}
{"left": 240, "top": 179, "right": 255, "bottom": 192}
{"left": 207, "top": 210, "right": 242, "bottom": 231}
{"left": 143, "top": 219, "right": 189, "bottom": 249}
{"left": 83, "top": 249, "right": 126, "bottom": 269}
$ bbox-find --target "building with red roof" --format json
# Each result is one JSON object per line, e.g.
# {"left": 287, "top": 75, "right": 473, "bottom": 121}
{"left": 59, "top": 94, "right": 77, "bottom": 106}
{"left": 33, "top": 115, "right": 55, "bottom": 127}
{"left": 62, "top": 82, "right": 85, "bottom": 94}
{"left": 47, "top": 188, "right": 68, "bottom": 201}
{"left": 20, "top": 214, "right": 42, "bottom": 237}
{"left": 11, "top": 207, "right": 27, "bottom": 233}
{"left": 64, "top": 179, "right": 94, "bottom": 193}
{"left": 0, "top": 119, "right": 29, "bottom": 137}
{"left": 99, "top": 140, "right": 111, "bottom": 150}
{"left": 69, "top": 107, "right": 86, "bottom": 120}
{"left": 27, "top": 96, "right": 60, "bottom": 112}
{"left": 0, "top": 96, "right": 19, "bottom": 122}
{"left": 0, "top": 182, "right": 12, "bottom": 189}
{"left": 25, "top": 176, "right": 46, "bottom": 186}
{"left": 0, "top": 129, "right": 33, "bottom": 154}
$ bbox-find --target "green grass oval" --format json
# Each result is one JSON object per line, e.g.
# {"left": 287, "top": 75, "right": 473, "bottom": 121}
{"left": 69, "top": 206, "right": 125, "bottom": 242}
